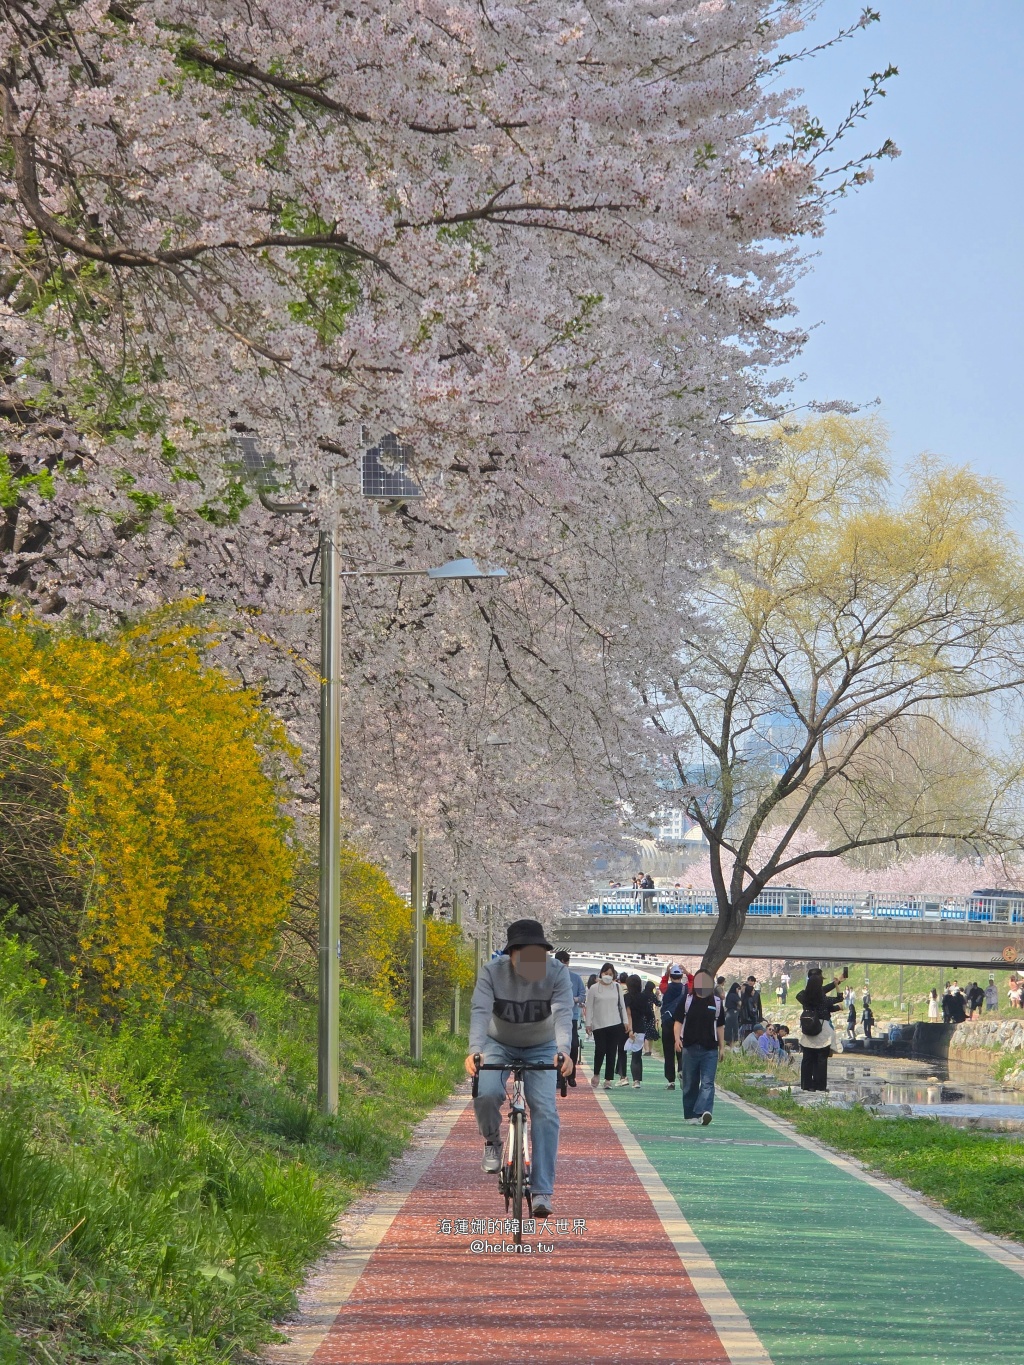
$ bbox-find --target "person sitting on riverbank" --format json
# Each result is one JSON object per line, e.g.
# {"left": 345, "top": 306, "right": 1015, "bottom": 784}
{"left": 740, "top": 1021, "right": 770, "bottom": 1057}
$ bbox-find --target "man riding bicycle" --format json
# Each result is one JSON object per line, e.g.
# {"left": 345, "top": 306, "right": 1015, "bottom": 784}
{"left": 465, "top": 918, "right": 573, "bottom": 1218}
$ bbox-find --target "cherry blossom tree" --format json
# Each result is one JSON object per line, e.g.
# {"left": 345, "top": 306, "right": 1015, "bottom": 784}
{"left": 0, "top": 2, "right": 897, "bottom": 912}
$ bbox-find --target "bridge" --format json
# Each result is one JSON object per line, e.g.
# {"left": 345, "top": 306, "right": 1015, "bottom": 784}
{"left": 553, "top": 887, "right": 1024, "bottom": 969}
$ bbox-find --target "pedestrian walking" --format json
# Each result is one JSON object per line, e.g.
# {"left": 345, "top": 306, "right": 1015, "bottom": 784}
{"left": 623, "top": 974, "right": 650, "bottom": 1086}
{"left": 554, "top": 950, "right": 586, "bottom": 1087}
{"left": 967, "top": 981, "right": 985, "bottom": 1018}
{"left": 613, "top": 972, "right": 631, "bottom": 1078}
{"left": 724, "top": 980, "right": 741, "bottom": 1045}
{"left": 927, "top": 988, "right": 940, "bottom": 1021}
{"left": 661, "top": 964, "right": 686, "bottom": 1088}
{"left": 846, "top": 999, "right": 857, "bottom": 1040}
{"left": 673, "top": 970, "right": 725, "bottom": 1125}
{"left": 641, "top": 979, "right": 661, "bottom": 1055}
{"left": 985, "top": 977, "right": 998, "bottom": 1012}
{"left": 585, "top": 963, "right": 629, "bottom": 1089}
{"left": 796, "top": 967, "right": 843, "bottom": 1092}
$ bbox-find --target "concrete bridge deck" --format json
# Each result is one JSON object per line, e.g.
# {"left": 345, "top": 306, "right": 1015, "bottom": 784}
{"left": 553, "top": 912, "right": 1023, "bottom": 969}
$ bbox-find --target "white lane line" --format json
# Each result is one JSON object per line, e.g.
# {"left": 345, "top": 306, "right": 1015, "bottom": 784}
{"left": 720, "top": 1088, "right": 1024, "bottom": 1280}
{"left": 595, "top": 1090, "right": 774, "bottom": 1365}
{"left": 263, "top": 1093, "right": 470, "bottom": 1365}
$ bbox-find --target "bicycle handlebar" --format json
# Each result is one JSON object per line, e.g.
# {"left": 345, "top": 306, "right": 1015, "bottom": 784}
{"left": 471, "top": 1053, "right": 569, "bottom": 1098}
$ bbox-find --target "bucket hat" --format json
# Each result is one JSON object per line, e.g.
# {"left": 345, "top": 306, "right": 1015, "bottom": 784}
{"left": 503, "top": 918, "right": 553, "bottom": 951}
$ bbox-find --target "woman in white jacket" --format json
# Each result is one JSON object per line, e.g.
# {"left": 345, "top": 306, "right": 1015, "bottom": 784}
{"left": 585, "top": 963, "right": 630, "bottom": 1089}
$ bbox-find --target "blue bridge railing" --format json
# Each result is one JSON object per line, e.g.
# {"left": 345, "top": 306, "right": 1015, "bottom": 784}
{"left": 579, "top": 888, "right": 1024, "bottom": 927}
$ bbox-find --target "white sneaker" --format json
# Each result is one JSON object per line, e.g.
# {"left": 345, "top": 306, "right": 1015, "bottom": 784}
{"left": 686, "top": 1116, "right": 703, "bottom": 1124}
{"left": 665, "top": 1082, "right": 676, "bottom": 1090}
{"left": 632, "top": 1081, "right": 641, "bottom": 1088}
{"left": 615, "top": 1078, "right": 629, "bottom": 1087}
{"left": 602, "top": 1080, "right": 612, "bottom": 1089}
{"left": 482, "top": 1143, "right": 501, "bottom": 1173}
{"left": 700, "top": 1111, "right": 713, "bottom": 1126}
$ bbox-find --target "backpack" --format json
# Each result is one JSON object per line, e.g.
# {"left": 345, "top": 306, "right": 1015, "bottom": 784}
{"left": 799, "top": 1010, "right": 823, "bottom": 1037}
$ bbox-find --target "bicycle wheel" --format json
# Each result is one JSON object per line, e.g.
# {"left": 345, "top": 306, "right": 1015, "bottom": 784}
{"left": 511, "top": 1110, "right": 526, "bottom": 1245}
{"left": 499, "top": 1125, "right": 513, "bottom": 1212}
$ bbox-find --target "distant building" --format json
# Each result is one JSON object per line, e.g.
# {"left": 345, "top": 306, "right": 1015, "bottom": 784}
{"left": 652, "top": 807, "right": 708, "bottom": 847}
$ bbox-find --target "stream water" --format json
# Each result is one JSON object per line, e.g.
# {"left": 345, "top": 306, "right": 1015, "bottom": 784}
{"left": 830, "top": 1055, "right": 1024, "bottom": 1120}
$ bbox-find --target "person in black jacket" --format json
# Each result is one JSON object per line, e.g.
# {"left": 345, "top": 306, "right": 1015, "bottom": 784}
{"left": 738, "top": 976, "right": 763, "bottom": 1039}
{"left": 724, "top": 981, "right": 741, "bottom": 1045}
{"left": 795, "top": 967, "right": 844, "bottom": 1091}
{"left": 660, "top": 965, "right": 686, "bottom": 1089}
{"left": 623, "top": 974, "right": 653, "bottom": 1086}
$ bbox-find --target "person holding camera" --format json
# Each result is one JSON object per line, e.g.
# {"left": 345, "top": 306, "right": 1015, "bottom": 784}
{"left": 795, "top": 967, "right": 844, "bottom": 1091}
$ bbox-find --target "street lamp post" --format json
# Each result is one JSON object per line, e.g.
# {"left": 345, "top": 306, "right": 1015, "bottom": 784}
{"left": 450, "top": 891, "right": 462, "bottom": 1036}
{"left": 236, "top": 433, "right": 507, "bottom": 1095}
{"left": 410, "top": 823, "right": 424, "bottom": 1060}
{"left": 318, "top": 477, "right": 342, "bottom": 1111}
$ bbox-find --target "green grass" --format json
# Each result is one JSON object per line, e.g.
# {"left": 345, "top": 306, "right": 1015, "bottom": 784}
{"left": 759, "top": 963, "right": 1020, "bottom": 1024}
{"left": 0, "top": 935, "right": 466, "bottom": 1364}
{"left": 716, "top": 1053, "right": 1024, "bottom": 1244}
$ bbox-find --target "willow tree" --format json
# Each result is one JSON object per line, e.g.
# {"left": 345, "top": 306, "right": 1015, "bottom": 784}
{"left": 653, "top": 416, "right": 1024, "bottom": 974}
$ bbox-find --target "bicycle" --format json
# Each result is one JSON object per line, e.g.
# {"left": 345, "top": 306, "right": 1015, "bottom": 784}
{"left": 472, "top": 1054, "right": 567, "bottom": 1245}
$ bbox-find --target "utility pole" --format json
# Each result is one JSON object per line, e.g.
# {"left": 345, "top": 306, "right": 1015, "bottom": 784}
{"left": 450, "top": 892, "right": 462, "bottom": 1035}
{"left": 410, "top": 824, "right": 424, "bottom": 1060}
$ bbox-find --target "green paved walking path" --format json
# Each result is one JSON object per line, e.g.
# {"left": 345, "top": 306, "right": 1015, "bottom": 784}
{"left": 606, "top": 1083, "right": 1024, "bottom": 1364}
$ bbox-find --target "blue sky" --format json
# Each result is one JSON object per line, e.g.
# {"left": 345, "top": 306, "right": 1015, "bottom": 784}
{"left": 776, "top": 2, "right": 1024, "bottom": 525}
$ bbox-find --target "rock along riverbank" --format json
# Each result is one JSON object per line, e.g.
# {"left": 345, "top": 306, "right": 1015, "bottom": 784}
{"left": 950, "top": 1018, "right": 1024, "bottom": 1091}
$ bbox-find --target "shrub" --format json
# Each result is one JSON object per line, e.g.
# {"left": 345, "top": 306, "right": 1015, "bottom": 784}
{"left": 0, "top": 608, "right": 296, "bottom": 1010}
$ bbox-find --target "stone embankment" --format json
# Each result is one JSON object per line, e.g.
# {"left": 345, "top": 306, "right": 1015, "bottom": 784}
{"left": 949, "top": 1018, "right": 1024, "bottom": 1091}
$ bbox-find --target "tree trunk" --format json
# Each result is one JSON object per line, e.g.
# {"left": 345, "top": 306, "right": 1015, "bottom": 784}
{"left": 699, "top": 897, "right": 751, "bottom": 976}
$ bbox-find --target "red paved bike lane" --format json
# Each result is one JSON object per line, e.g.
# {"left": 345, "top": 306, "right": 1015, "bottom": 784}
{"left": 309, "top": 1083, "right": 733, "bottom": 1365}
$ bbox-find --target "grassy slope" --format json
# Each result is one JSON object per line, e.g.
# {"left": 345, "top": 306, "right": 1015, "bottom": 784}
{"left": 0, "top": 935, "right": 464, "bottom": 1365}
{"left": 759, "top": 964, "right": 1020, "bottom": 1024}
{"left": 716, "top": 1053, "right": 1024, "bottom": 1243}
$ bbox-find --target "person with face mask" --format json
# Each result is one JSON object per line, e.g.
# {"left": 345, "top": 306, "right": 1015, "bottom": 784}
{"left": 466, "top": 919, "right": 574, "bottom": 1218}
{"left": 585, "top": 961, "right": 630, "bottom": 1089}
{"left": 673, "top": 970, "right": 726, "bottom": 1125}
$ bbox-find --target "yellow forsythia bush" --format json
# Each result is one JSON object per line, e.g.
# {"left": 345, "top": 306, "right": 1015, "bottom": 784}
{"left": 0, "top": 609, "right": 296, "bottom": 1009}
{"left": 310, "top": 848, "right": 473, "bottom": 1021}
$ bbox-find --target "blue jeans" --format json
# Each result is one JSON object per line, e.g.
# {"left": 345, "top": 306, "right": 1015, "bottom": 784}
{"left": 473, "top": 1039, "right": 560, "bottom": 1201}
{"left": 681, "top": 1044, "right": 719, "bottom": 1119}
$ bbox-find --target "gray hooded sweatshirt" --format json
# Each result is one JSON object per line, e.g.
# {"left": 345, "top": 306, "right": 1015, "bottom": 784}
{"left": 469, "top": 954, "right": 573, "bottom": 1054}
